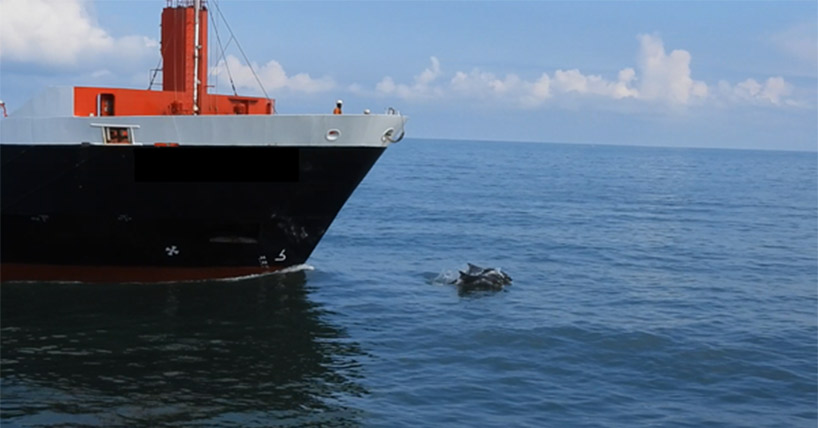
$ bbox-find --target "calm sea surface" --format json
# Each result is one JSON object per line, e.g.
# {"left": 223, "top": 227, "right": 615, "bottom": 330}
{"left": 2, "top": 139, "right": 816, "bottom": 427}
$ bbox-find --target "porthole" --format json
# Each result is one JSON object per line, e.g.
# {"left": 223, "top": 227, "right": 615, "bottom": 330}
{"left": 326, "top": 129, "right": 341, "bottom": 141}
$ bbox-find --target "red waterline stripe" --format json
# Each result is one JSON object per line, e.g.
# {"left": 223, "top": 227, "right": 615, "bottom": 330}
{"left": 0, "top": 263, "right": 282, "bottom": 284}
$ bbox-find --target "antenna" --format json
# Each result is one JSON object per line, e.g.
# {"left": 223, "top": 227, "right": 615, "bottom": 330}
{"left": 192, "top": 0, "right": 202, "bottom": 114}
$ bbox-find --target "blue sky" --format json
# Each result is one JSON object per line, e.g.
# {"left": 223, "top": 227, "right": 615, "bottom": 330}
{"left": 1, "top": 0, "right": 816, "bottom": 151}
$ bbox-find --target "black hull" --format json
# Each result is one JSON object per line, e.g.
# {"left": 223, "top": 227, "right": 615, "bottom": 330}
{"left": 1, "top": 144, "right": 385, "bottom": 282}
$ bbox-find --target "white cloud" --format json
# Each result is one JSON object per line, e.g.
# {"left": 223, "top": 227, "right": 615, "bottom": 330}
{"left": 416, "top": 56, "right": 441, "bottom": 86}
{"left": 718, "top": 76, "right": 795, "bottom": 106}
{"left": 538, "top": 35, "right": 706, "bottom": 105}
{"left": 450, "top": 70, "right": 524, "bottom": 97}
{"left": 369, "top": 34, "right": 801, "bottom": 110}
{"left": 376, "top": 56, "right": 444, "bottom": 99}
{"left": 0, "top": 0, "right": 156, "bottom": 69}
{"left": 760, "top": 77, "right": 793, "bottom": 105}
{"left": 446, "top": 64, "right": 637, "bottom": 108}
{"left": 634, "top": 34, "right": 708, "bottom": 104}
{"left": 210, "top": 55, "right": 335, "bottom": 94}
{"left": 530, "top": 73, "right": 552, "bottom": 102}
{"left": 551, "top": 67, "right": 638, "bottom": 100}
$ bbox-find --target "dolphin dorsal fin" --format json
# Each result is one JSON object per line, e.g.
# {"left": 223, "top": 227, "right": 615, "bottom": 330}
{"left": 466, "top": 263, "right": 484, "bottom": 275}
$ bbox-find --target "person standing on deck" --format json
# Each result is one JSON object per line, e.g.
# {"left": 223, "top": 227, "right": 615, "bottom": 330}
{"left": 333, "top": 100, "right": 343, "bottom": 115}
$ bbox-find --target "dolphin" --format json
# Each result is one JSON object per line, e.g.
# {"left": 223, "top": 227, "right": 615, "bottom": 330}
{"left": 453, "top": 263, "right": 512, "bottom": 291}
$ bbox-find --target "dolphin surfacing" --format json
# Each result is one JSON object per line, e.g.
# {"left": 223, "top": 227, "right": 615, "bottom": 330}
{"left": 452, "top": 263, "right": 512, "bottom": 291}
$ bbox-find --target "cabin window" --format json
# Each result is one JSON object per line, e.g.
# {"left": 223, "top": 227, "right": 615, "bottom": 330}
{"left": 232, "top": 100, "right": 249, "bottom": 115}
{"left": 98, "top": 93, "right": 115, "bottom": 116}
{"left": 103, "top": 127, "right": 133, "bottom": 144}
{"left": 90, "top": 123, "right": 139, "bottom": 145}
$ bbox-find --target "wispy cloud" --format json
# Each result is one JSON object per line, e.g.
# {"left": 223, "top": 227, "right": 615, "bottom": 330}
{"left": 0, "top": 0, "right": 156, "bottom": 69}
{"left": 768, "top": 22, "right": 818, "bottom": 67}
{"left": 365, "top": 34, "right": 800, "bottom": 109}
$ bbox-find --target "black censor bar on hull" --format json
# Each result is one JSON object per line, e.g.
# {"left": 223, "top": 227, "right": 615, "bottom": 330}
{"left": 134, "top": 146, "right": 300, "bottom": 182}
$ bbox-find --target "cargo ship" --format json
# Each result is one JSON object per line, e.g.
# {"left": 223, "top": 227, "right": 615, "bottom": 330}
{"left": 0, "top": 0, "right": 407, "bottom": 282}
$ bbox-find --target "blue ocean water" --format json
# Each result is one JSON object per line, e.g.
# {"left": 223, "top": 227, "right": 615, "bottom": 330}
{"left": 2, "top": 139, "right": 816, "bottom": 427}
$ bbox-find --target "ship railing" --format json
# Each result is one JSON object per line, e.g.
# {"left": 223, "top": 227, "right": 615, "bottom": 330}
{"left": 167, "top": 0, "right": 206, "bottom": 7}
